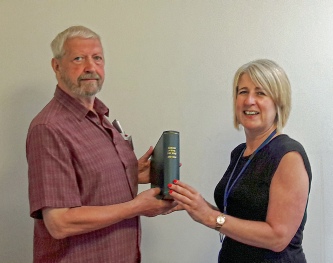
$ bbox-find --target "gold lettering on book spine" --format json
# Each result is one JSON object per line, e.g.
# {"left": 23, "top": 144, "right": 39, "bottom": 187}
{"left": 167, "top": 146, "right": 177, "bottom": 159}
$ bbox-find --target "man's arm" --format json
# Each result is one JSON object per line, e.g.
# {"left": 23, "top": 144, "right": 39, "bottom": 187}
{"left": 43, "top": 187, "right": 175, "bottom": 239}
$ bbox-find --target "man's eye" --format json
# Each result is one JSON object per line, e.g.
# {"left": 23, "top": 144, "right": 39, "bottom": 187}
{"left": 74, "top": 57, "right": 83, "bottom": 61}
{"left": 94, "top": 56, "right": 103, "bottom": 61}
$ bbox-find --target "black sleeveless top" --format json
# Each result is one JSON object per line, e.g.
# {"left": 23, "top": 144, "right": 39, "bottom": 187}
{"left": 214, "top": 135, "right": 312, "bottom": 263}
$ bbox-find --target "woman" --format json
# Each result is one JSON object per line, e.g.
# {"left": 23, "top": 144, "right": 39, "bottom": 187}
{"left": 168, "top": 59, "right": 312, "bottom": 262}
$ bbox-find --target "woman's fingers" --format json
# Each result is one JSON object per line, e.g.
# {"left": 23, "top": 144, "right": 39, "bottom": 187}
{"left": 170, "top": 180, "right": 198, "bottom": 195}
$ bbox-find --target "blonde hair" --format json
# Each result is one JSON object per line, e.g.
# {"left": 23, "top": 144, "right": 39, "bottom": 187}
{"left": 233, "top": 59, "right": 291, "bottom": 133}
{"left": 51, "top": 25, "right": 101, "bottom": 59}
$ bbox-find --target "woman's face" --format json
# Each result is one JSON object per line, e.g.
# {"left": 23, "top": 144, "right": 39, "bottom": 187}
{"left": 235, "top": 73, "right": 277, "bottom": 135}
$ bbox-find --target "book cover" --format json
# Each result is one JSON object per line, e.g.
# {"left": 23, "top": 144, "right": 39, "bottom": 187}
{"left": 150, "top": 131, "right": 180, "bottom": 200}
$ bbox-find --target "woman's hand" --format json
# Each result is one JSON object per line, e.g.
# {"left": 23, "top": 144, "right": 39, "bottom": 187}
{"left": 163, "top": 202, "right": 185, "bottom": 215}
{"left": 168, "top": 180, "right": 218, "bottom": 228}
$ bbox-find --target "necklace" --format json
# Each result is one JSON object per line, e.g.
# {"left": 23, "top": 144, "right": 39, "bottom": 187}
{"left": 219, "top": 129, "right": 276, "bottom": 243}
{"left": 223, "top": 129, "right": 277, "bottom": 214}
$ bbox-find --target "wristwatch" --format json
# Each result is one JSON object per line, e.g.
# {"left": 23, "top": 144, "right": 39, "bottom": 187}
{"left": 215, "top": 213, "right": 226, "bottom": 231}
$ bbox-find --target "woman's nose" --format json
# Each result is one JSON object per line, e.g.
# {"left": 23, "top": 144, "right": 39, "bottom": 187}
{"left": 244, "top": 93, "right": 256, "bottom": 105}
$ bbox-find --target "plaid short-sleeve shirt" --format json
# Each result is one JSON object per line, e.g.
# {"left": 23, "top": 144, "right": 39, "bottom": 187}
{"left": 27, "top": 87, "right": 140, "bottom": 263}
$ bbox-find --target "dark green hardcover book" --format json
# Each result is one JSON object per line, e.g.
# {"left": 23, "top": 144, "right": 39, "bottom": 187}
{"left": 150, "top": 131, "right": 180, "bottom": 199}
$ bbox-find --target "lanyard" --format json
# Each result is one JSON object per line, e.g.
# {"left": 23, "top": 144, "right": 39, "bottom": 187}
{"left": 223, "top": 129, "right": 277, "bottom": 214}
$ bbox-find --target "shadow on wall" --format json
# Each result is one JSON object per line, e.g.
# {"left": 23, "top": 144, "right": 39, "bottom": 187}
{"left": 0, "top": 85, "right": 52, "bottom": 262}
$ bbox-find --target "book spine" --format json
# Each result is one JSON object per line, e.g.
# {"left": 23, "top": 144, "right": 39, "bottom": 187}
{"left": 162, "top": 131, "right": 180, "bottom": 199}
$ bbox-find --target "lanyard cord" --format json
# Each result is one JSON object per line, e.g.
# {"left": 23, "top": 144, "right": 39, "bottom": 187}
{"left": 223, "top": 129, "right": 277, "bottom": 214}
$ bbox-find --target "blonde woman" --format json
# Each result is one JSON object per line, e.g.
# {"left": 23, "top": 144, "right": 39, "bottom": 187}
{"left": 169, "top": 59, "right": 311, "bottom": 263}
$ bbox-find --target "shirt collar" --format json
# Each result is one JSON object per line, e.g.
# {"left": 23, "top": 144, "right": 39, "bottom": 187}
{"left": 54, "top": 86, "right": 110, "bottom": 120}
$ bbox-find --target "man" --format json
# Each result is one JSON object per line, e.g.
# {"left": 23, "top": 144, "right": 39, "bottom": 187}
{"left": 26, "top": 25, "right": 175, "bottom": 263}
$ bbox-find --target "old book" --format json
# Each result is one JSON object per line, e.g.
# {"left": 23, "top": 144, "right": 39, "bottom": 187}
{"left": 150, "top": 131, "right": 180, "bottom": 199}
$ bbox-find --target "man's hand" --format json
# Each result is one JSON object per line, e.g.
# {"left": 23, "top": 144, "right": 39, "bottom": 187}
{"left": 133, "top": 188, "right": 177, "bottom": 217}
{"left": 138, "top": 146, "right": 153, "bottom": 184}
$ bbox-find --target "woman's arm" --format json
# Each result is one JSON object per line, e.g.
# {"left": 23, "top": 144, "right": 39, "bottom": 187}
{"left": 169, "top": 151, "right": 309, "bottom": 252}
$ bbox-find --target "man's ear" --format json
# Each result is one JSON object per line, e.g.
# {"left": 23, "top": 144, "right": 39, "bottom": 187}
{"left": 51, "top": 58, "right": 60, "bottom": 74}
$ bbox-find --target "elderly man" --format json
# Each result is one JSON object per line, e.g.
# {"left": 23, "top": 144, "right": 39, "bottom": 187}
{"left": 26, "top": 25, "right": 174, "bottom": 263}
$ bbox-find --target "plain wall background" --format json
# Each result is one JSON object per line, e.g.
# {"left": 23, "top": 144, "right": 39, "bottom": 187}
{"left": 1, "top": 1, "right": 333, "bottom": 262}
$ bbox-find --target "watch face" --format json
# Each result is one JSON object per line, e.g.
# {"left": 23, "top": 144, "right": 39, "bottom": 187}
{"left": 217, "top": 215, "right": 225, "bottom": 224}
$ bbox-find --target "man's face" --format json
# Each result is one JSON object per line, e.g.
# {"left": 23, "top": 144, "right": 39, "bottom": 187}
{"left": 53, "top": 37, "right": 105, "bottom": 98}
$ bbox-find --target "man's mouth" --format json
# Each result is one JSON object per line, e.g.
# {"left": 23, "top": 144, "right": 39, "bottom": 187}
{"left": 79, "top": 74, "right": 100, "bottom": 81}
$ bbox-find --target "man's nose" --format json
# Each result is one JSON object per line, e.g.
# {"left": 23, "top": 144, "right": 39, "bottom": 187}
{"left": 84, "top": 58, "right": 96, "bottom": 72}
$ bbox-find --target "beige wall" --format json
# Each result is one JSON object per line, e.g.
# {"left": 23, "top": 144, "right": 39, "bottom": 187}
{"left": 1, "top": 1, "right": 332, "bottom": 262}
